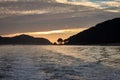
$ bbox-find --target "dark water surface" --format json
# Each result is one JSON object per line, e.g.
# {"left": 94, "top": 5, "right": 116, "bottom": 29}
{"left": 0, "top": 45, "right": 120, "bottom": 80}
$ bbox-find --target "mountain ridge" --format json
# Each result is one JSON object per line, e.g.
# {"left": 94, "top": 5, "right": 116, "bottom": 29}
{"left": 65, "top": 18, "right": 120, "bottom": 45}
{"left": 0, "top": 34, "right": 52, "bottom": 45}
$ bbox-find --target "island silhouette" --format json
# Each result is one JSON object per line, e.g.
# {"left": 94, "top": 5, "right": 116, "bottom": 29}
{"left": 64, "top": 18, "right": 120, "bottom": 45}
{"left": 0, "top": 34, "right": 52, "bottom": 45}
{"left": 0, "top": 17, "right": 120, "bottom": 45}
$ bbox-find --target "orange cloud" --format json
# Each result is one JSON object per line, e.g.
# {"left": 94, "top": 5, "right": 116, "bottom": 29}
{"left": 2, "top": 28, "right": 88, "bottom": 43}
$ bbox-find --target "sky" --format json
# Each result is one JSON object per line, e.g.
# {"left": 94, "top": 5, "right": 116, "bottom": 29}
{"left": 0, "top": 0, "right": 120, "bottom": 42}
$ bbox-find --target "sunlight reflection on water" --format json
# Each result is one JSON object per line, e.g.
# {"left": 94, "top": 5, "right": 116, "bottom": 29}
{"left": 0, "top": 45, "right": 120, "bottom": 80}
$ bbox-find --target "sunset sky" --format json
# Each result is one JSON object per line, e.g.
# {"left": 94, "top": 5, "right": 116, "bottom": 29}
{"left": 0, "top": 0, "right": 120, "bottom": 42}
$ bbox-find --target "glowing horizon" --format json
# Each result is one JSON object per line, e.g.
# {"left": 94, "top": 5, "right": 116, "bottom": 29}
{"left": 2, "top": 28, "right": 88, "bottom": 43}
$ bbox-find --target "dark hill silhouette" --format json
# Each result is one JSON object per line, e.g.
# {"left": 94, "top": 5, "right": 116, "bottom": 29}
{"left": 65, "top": 18, "right": 120, "bottom": 45}
{"left": 0, "top": 34, "right": 52, "bottom": 45}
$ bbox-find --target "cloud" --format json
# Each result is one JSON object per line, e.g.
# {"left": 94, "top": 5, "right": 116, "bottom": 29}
{"left": 2, "top": 28, "right": 87, "bottom": 42}
{"left": 6, "top": 10, "right": 48, "bottom": 15}
{"left": 0, "top": 0, "right": 120, "bottom": 36}
{"left": 105, "top": 10, "right": 120, "bottom": 13}
{"left": 0, "top": 0, "right": 18, "bottom": 2}
{"left": 2, "top": 28, "right": 87, "bottom": 36}
{"left": 100, "top": 1, "right": 120, "bottom": 12}
{"left": 56, "top": 0, "right": 101, "bottom": 8}
{"left": 0, "top": 0, "right": 119, "bottom": 19}
{"left": 102, "top": 1, "right": 120, "bottom": 7}
{"left": 55, "top": 0, "right": 120, "bottom": 12}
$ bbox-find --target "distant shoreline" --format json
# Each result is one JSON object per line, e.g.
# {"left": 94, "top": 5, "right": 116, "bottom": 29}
{"left": 0, "top": 44, "right": 120, "bottom": 46}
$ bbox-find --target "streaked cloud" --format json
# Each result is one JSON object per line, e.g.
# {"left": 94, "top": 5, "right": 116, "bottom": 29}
{"left": 0, "top": 0, "right": 18, "bottom": 2}
{"left": 102, "top": 1, "right": 120, "bottom": 7}
{"left": 7, "top": 10, "right": 48, "bottom": 15}
{"left": 0, "top": 0, "right": 120, "bottom": 41}
{"left": 105, "top": 10, "right": 120, "bottom": 13}
{"left": 56, "top": 0, "right": 120, "bottom": 12}
{"left": 2, "top": 28, "right": 87, "bottom": 42}
{"left": 2, "top": 28, "right": 87, "bottom": 37}
{"left": 56, "top": 0, "right": 101, "bottom": 8}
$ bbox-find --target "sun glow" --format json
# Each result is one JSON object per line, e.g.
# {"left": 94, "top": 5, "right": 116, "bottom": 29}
{"left": 2, "top": 28, "right": 88, "bottom": 42}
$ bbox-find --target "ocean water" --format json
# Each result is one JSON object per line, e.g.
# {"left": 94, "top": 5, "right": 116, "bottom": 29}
{"left": 0, "top": 45, "right": 120, "bottom": 80}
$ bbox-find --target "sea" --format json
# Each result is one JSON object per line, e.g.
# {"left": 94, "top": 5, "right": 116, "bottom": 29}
{"left": 0, "top": 45, "right": 120, "bottom": 80}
